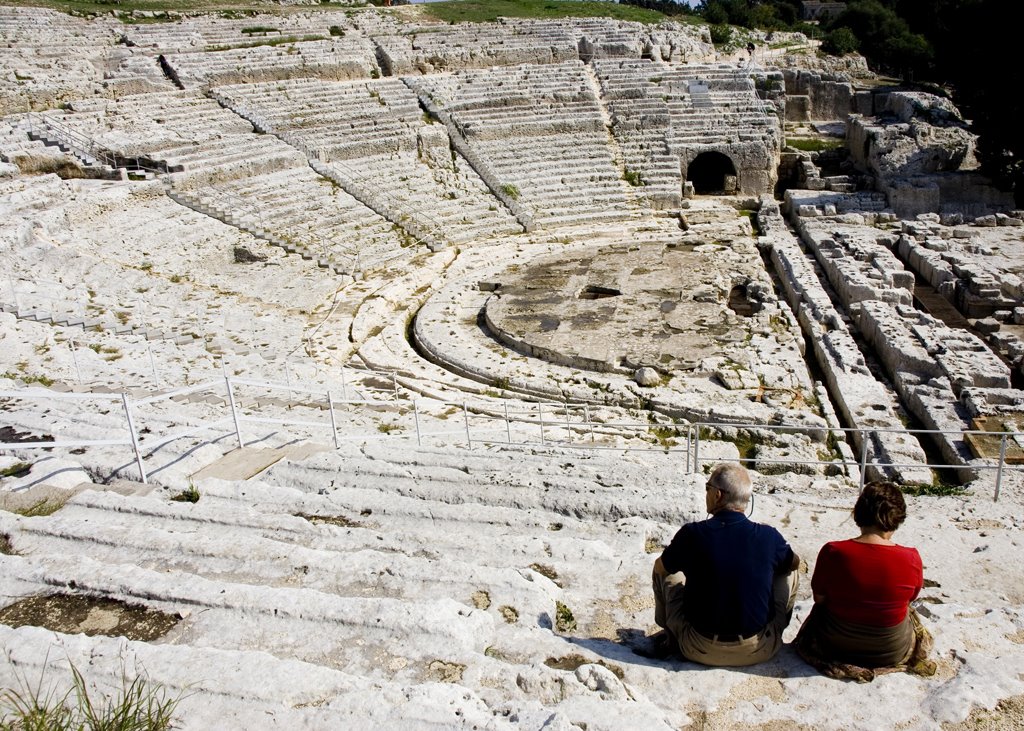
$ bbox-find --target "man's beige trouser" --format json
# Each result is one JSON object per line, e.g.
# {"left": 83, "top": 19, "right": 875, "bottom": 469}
{"left": 653, "top": 557, "right": 799, "bottom": 667}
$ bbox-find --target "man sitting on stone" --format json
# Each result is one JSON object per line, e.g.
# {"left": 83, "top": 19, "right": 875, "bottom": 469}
{"left": 646, "top": 463, "right": 800, "bottom": 666}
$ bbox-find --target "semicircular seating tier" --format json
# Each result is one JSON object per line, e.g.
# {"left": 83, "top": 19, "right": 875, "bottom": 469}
{"left": 49, "top": 91, "right": 411, "bottom": 276}
{"left": 408, "top": 61, "right": 651, "bottom": 231}
{"left": 211, "top": 76, "right": 524, "bottom": 248}
{"left": 0, "top": 7, "right": 120, "bottom": 115}
{"left": 160, "top": 36, "right": 380, "bottom": 89}
{"left": 593, "top": 58, "right": 783, "bottom": 205}
{"left": 372, "top": 16, "right": 714, "bottom": 76}
{"left": 121, "top": 12, "right": 359, "bottom": 53}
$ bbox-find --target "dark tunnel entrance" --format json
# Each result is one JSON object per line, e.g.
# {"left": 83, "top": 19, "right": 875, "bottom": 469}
{"left": 686, "top": 151, "right": 738, "bottom": 195}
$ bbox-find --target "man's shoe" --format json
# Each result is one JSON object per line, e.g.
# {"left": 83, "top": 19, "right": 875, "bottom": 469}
{"left": 632, "top": 630, "right": 677, "bottom": 660}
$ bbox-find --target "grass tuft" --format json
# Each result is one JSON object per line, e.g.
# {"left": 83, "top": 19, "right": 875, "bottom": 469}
{"left": 14, "top": 497, "right": 68, "bottom": 517}
{"left": 900, "top": 481, "right": 966, "bottom": 497}
{"left": 0, "top": 463, "right": 32, "bottom": 479}
{"left": 786, "top": 137, "right": 844, "bottom": 153}
{"left": 0, "top": 659, "right": 180, "bottom": 731}
{"left": 554, "top": 601, "right": 576, "bottom": 633}
{"left": 423, "top": 0, "right": 665, "bottom": 24}
{"left": 169, "top": 484, "right": 200, "bottom": 504}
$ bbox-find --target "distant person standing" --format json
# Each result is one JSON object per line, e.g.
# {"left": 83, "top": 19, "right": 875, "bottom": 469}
{"left": 644, "top": 463, "right": 800, "bottom": 666}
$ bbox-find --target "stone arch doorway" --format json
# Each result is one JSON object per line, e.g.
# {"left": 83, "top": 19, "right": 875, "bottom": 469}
{"left": 686, "top": 151, "right": 738, "bottom": 194}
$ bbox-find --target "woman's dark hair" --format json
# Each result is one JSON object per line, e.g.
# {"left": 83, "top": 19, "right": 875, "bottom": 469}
{"left": 853, "top": 481, "right": 907, "bottom": 532}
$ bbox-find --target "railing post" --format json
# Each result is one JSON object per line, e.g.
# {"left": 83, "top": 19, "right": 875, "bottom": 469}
{"left": 463, "top": 401, "right": 471, "bottom": 447}
{"left": 538, "top": 402, "right": 545, "bottom": 445}
{"left": 391, "top": 371, "right": 398, "bottom": 399}
{"left": 148, "top": 344, "right": 159, "bottom": 384}
{"left": 327, "top": 390, "right": 339, "bottom": 449}
{"left": 564, "top": 402, "right": 572, "bottom": 444}
{"left": 69, "top": 338, "right": 82, "bottom": 383}
{"left": 694, "top": 425, "right": 701, "bottom": 475}
{"left": 121, "top": 393, "right": 147, "bottom": 484}
{"left": 225, "top": 374, "right": 245, "bottom": 449}
{"left": 585, "top": 403, "right": 594, "bottom": 443}
{"left": 504, "top": 401, "right": 512, "bottom": 443}
{"left": 686, "top": 424, "right": 692, "bottom": 473}
{"left": 414, "top": 399, "right": 422, "bottom": 447}
{"left": 995, "top": 432, "right": 1008, "bottom": 502}
{"left": 859, "top": 430, "right": 869, "bottom": 492}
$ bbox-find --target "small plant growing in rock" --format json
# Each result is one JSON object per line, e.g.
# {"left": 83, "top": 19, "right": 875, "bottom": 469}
{"left": 622, "top": 168, "right": 644, "bottom": 186}
{"left": 499, "top": 605, "right": 519, "bottom": 624}
{"left": 555, "top": 601, "right": 576, "bottom": 633}
{"left": 501, "top": 183, "right": 520, "bottom": 200}
{"left": 530, "top": 563, "right": 561, "bottom": 587}
{"left": 0, "top": 462, "right": 32, "bottom": 479}
{"left": 15, "top": 497, "right": 67, "bottom": 517}
{"left": 170, "top": 483, "right": 200, "bottom": 504}
{"left": 649, "top": 425, "right": 678, "bottom": 448}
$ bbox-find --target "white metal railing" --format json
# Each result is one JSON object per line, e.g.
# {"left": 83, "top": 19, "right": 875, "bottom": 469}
{"left": 25, "top": 112, "right": 167, "bottom": 176}
{"left": 2, "top": 377, "right": 1022, "bottom": 500}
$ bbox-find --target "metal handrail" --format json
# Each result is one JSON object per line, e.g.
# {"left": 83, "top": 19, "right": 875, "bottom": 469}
{"left": 2, "top": 377, "right": 1022, "bottom": 500}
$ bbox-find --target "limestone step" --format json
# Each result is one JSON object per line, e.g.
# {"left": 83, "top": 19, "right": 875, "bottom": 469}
{"left": 1, "top": 551, "right": 491, "bottom": 674}
{"left": 0, "top": 624, "right": 509, "bottom": 729}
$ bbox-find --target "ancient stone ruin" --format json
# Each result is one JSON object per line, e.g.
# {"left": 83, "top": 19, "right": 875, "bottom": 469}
{"left": 2, "top": 4, "right": 1024, "bottom": 729}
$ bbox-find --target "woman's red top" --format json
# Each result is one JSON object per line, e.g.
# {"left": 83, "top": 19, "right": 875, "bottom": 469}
{"left": 811, "top": 539, "right": 923, "bottom": 627}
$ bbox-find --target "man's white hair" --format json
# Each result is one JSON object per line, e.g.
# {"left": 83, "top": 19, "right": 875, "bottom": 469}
{"left": 708, "top": 463, "right": 752, "bottom": 510}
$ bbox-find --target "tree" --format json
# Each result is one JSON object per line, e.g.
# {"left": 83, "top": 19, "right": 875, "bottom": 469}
{"left": 826, "top": 0, "right": 931, "bottom": 79}
{"left": 822, "top": 26, "right": 859, "bottom": 55}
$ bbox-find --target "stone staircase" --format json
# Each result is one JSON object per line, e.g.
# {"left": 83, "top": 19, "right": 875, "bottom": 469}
{"left": 0, "top": 300, "right": 207, "bottom": 347}
{"left": 20, "top": 114, "right": 162, "bottom": 180}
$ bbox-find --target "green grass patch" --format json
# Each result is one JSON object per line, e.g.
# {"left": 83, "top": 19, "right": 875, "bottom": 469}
{"left": 900, "top": 481, "right": 966, "bottom": 497}
{"left": 786, "top": 137, "right": 845, "bottom": 153}
{"left": 529, "top": 563, "right": 562, "bottom": 587}
{"left": 622, "top": 168, "right": 644, "bottom": 187}
{"left": 554, "top": 601, "right": 576, "bottom": 633}
{"left": 0, "top": 661, "right": 180, "bottom": 731}
{"left": 500, "top": 183, "right": 520, "bottom": 200}
{"left": 207, "top": 34, "right": 325, "bottom": 52}
{"left": 649, "top": 425, "right": 678, "bottom": 448}
{"left": 13, "top": 497, "right": 68, "bottom": 517}
{"left": 2, "top": 371, "right": 55, "bottom": 387}
{"left": 423, "top": 0, "right": 665, "bottom": 24}
{"left": 0, "top": 0, "right": 265, "bottom": 18}
{"left": 170, "top": 484, "right": 200, "bottom": 504}
{"left": 0, "top": 462, "right": 32, "bottom": 479}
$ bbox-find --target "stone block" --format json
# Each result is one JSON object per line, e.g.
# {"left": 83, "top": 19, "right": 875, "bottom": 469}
{"left": 973, "top": 317, "right": 1001, "bottom": 334}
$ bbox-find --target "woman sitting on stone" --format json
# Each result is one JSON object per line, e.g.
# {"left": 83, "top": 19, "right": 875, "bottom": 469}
{"left": 795, "top": 481, "right": 935, "bottom": 681}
